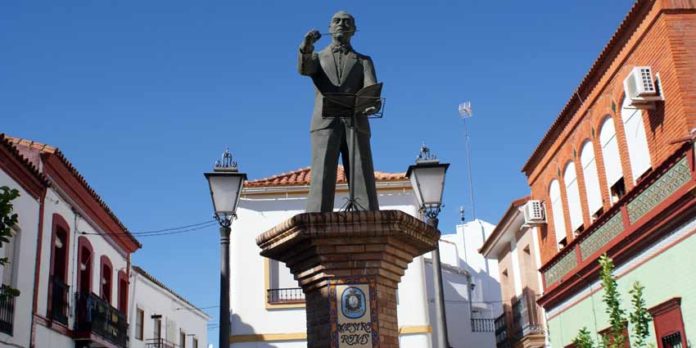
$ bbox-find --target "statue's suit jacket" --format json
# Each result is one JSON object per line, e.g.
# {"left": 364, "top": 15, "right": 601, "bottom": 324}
{"left": 298, "top": 46, "right": 378, "bottom": 134}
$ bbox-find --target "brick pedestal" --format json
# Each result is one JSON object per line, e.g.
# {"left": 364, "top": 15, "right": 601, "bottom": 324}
{"left": 256, "top": 210, "right": 439, "bottom": 348}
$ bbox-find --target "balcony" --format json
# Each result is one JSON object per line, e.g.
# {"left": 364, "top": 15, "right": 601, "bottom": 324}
{"left": 540, "top": 144, "right": 696, "bottom": 308}
{"left": 74, "top": 292, "right": 128, "bottom": 348}
{"left": 495, "top": 312, "right": 511, "bottom": 348}
{"left": 511, "top": 288, "right": 545, "bottom": 341}
{"left": 145, "top": 338, "right": 179, "bottom": 348}
{"left": 48, "top": 277, "right": 69, "bottom": 325}
{"left": 0, "top": 293, "right": 15, "bottom": 335}
{"left": 267, "top": 287, "right": 305, "bottom": 305}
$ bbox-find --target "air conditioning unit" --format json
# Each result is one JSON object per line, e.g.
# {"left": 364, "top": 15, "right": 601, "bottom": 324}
{"left": 623, "top": 66, "right": 662, "bottom": 109}
{"left": 523, "top": 200, "right": 546, "bottom": 225}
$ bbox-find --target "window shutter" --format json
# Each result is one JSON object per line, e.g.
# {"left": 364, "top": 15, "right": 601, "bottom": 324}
{"left": 600, "top": 118, "right": 624, "bottom": 189}
{"left": 581, "top": 142, "right": 603, "bottom": 216}
{"left": 621, "top": 99, "right": 651, "bottom": 181}
{"left": 564, "top": 163, "right": 583, "bottom": 231}
{"left": 550, "top": 180, "right": 567, "bottom": 245}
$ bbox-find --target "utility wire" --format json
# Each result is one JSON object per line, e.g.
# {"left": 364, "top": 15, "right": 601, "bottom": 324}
{"left": 79, "top": 220, "right": 217, "bottom": 237}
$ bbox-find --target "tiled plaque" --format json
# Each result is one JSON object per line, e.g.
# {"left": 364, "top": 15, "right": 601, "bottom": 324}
{"left": 330, "top": 279, "right": 378, "bottom": 347}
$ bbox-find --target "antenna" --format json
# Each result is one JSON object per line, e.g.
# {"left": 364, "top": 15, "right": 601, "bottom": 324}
{"left": 458, "top": 101, "right": 477, "bottom": 220}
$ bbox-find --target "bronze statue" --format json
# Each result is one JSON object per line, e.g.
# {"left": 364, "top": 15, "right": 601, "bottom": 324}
{"left": 299, "top": 11, "right": 381, "bottom": 212}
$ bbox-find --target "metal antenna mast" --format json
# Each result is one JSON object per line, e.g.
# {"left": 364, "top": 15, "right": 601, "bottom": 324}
{"left": 458, "top": 101, "right": 477, "bottom": 220}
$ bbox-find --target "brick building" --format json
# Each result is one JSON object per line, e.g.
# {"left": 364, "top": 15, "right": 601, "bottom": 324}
{"left": 520, "top": 0, "right": 696, "bottom": 347}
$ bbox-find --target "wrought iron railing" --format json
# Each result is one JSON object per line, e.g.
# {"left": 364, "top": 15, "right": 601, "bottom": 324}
{"left": 267, "top": 287, "right": 305, "bottom": 304}
{"left": 49, "top": 277, "right": 69, "bottom": 325}
{"left": 145, "top": 338, "right": 179, "bottom": 348}
{"left": 74, "top": 292, "right": 128, "bottom": 347}
{"left": 0, "top": 293, "right": 15, "bottom": 335}
{"left": 511, "top": 288, "right": 544, "bottom": 340}
{"left": 494, "top": 313, "right": 510, "bottom": 348}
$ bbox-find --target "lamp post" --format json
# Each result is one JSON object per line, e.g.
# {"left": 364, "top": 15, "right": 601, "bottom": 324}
{"left": 406, "top": 145, "right": 451, "bottom": 348}
{"left": 204, "top": 149, "right": 247, "bottom": 348}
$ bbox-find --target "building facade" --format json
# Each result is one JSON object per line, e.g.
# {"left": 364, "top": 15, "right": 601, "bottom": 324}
{"left": 229, "top": 166, "right": 500, "bottom": 348}
{"left": 129, "top": 266, "right": 210, "bottom": 348}
{"left": 0, "top": 134, "right": 208, "bottom": 348}
{"left": 520, "top": 1, "right": 696, "bottom": 347}
{"left": 481, "top": 197, "right": 547, "bottom": 348}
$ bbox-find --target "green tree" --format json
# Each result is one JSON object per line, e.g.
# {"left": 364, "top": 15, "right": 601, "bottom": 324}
{"left": 573, "top": 327, "right": 595, "bottom": 348}
{"left": 0, "top": 186, "right": 20, "bottom": 300}
{"left": 572, "top": 254, "right": 653, "bottom": 348}
{"left": 629, "top": 282, "right": 652, "bottom": 347}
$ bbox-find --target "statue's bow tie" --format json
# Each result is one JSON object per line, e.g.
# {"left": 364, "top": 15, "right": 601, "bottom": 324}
{"left": 332, "top": 45, "right": 351, "bottom": 54}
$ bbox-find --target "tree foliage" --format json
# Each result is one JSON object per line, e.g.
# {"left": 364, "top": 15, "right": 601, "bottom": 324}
{"left": 0, "top": 186, "right": 20, "bottom": 299}
{"left": 572, "top": 254, "right": 653, "bottom": 348}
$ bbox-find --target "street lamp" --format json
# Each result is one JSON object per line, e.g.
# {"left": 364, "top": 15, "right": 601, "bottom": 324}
{"left": 204, "top": 149, "right": 246, "bottom": 348}
{"left": 406, "top": 145, "right": 451, "bottom": 348}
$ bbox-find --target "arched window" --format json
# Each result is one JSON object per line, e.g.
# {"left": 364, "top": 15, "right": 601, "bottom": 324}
{"left": 599, "top": 117, "right": 625, "bottom": 202}
{"left": 564, "top": 162, "right": 583, "bottom": 233}
{"left": 100, "top": 256, "right": 113, "bottom": 304}
{"left": 621, "top": 97, "right": 651, "bottom": 182}
{"left": 118, "top": 271, "right": 128, "bottom": 314}
{"left": 549, "top": 180, "right": 567, "bottom": 248}
{"left": 580, "top": 141, "right": 603, "bottom": 219}
{"left": 48, "top": 214, "right": 71, "bottom": 323}
{"left": 77, "top": 237, "right": 94, "bottom": 294}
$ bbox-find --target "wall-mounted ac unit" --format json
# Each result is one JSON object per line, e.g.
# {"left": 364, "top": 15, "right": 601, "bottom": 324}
{"left": 623, "top": 66, "right": 663, "bottom": 109}
{"left": 523, "top": 200, "right": 546, "bottom": 225}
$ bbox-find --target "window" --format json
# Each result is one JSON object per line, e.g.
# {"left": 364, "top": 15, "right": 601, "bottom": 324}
{"left": 180, "top": 330, "right": 187, "bottom": 348}
{"left": 48, "top": 214, "right": 70, "bottom": 323}
{"left": 621, "top": 97, "right": 651, "bottom": 183}
{"left": 549, "top": 180, "right": 567, "bottom": 249}
{"left": 135, "top": 308, "right": 144, "bottom": 340}
{"left": 599, "top": 325, "right": 630, "bottom": 348}
{"left": 193, "top": 337, "right": 198, "bottom": 348}
{"left": 77, "top": 237, "right": 93, "bottom": 294}
{"left": 100, "top": 256, "right": 113, "bottom": 303}
{"left": 564, "top": 162, "right": 583, "bottom": 233}
{"left": 1, "top": 225, "right": 20, "bottom": 289}
{"left": 580, "top": 141, "right": 603, "bottom": 218}
{"left": 599, "top": 117, "right": 625, "bottom": 203}
{"left": 267, "top": 259, "right": 304, "bottom": 304}
{"left": 650, "top": 298, "right": 687, "bottom": 348}
{"left": 153, "top": 316, "right": 162, "bottom": 339}
{"left": 118, "top": 271, "right": 128, "bottom": 314}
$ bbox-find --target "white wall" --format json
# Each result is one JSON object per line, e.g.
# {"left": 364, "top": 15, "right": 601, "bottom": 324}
{"left": 0, "top": 169, "right": 41, "bottom": 347}
{"left": 231, "top": 187, "right": 433, "bottom": 347}
{"left": 129, "top": 269, "right": 209, "bottom": 348}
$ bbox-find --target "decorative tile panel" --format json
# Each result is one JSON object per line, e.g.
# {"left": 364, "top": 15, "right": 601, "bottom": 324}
{"left": 544, "top": 251, "right": 577, "bottom": 285}
{"left": 627, "top": 157, "right": 691, "bottom": 223}
{"left": 579, "top": 213, "right": 623, "bottom": 260}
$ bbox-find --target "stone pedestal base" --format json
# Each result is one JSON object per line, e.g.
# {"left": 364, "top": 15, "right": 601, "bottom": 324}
{"left": 256, "top": 210, "right": 439, "bottom": 348}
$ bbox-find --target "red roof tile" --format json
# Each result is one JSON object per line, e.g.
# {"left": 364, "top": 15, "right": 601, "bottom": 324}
{"left": 7, "top": 135, "right": 141, "bottom": 250}
{"left": 522, "top": 0, "right": 649, "bottom": 175}
{"left": 245, "top": 166, "right": 407, "bottom": 187}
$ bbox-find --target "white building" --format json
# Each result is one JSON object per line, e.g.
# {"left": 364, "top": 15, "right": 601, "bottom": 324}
{"left": 0, "top": 134, "right": 208, "bottom": 348}
{"left": 129, "top": 266, "right": 210, "bottom": 348}
{"left": 228, "top": 166, "right": 501, "bottom": 348}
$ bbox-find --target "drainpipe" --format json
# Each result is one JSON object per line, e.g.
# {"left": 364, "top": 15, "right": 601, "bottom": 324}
{"left": 30, "top": 188, "right": 47, "bottom": 348}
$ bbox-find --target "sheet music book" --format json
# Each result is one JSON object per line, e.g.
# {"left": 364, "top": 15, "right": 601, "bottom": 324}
{"left": 322, "top": 83, "right": 383, "bottom": 118}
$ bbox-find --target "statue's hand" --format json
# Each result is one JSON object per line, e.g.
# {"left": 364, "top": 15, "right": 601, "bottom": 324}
{"left": 301, "top": 29, "right": 321, "bottom": 53}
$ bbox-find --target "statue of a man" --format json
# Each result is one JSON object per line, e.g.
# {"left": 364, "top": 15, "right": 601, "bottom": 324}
{"left": 299, "top": 11, "right": 380, "bottom": 212}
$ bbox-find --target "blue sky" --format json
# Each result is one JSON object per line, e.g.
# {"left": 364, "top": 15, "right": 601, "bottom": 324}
{"left": 1, "top": 1, "right": 634, "bottom": 346}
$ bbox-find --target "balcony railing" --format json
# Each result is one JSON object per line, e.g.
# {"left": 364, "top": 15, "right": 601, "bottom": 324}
{"left": 511, "top": 288, "right": 544, "bottom": 340}
{"left": 74, "top": 292, "right": 128, "bottom": 348}
{"left": 49, "top": 277, "right": 69, "bottom": 325}
{"left": 471, "top": 318, "right": 496, "bottom": 332}
{"left": 267, "top": 287, "right": 305, "bottom": 304}
{"left": 145, "top": 338, "right": 179, "bottom": 348}
{"left": 541, "top": 145, "right": 695, "bottom": 291}
{"left": 0, "top": 293, "right": 15, "bottom": 335}
{"left": 494, "top": 313, "right": 511, "bottom": 348}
